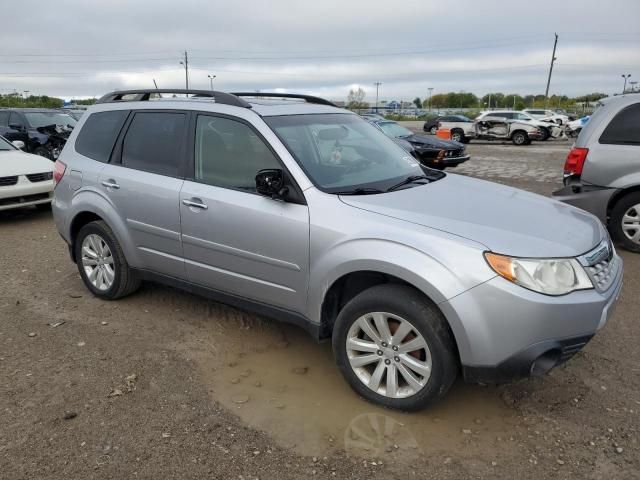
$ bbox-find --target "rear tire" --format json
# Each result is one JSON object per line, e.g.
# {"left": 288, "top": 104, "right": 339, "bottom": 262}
{"left": 332, "top": 284, "right": 458, "bottom": 411}
{"left": 450, "top": 129, "right": 464, "bottom": 143}
{"left": 610, "top": 192, "right": 640, "bottom": 253}
{"left": 75, "top": 221, "right": 141, "bottom": 299}
{"left": 512, "top": 131, "right": 528, "bottom": 145}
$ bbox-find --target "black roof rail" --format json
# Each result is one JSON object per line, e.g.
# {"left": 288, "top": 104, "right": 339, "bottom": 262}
{"left": 95, "top": 89, "right": 252, "bottom": 108}
{"left": 231, "top": 92, "right": 337, "bottom": 107}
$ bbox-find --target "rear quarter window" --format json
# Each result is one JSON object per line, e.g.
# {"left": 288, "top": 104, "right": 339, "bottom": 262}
{"left": 75, "top": 110, "right": 129, "bottom": 162}
{"left": 599, "top": 103, "right": 640, "bottom": 146}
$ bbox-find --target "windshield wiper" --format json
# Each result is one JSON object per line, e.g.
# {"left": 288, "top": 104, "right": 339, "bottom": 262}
{"left": 335, "top": 187, "right": 385, "bottom": 195}
{"left": 386, "top": 175, "right": 430, "bottom": 192}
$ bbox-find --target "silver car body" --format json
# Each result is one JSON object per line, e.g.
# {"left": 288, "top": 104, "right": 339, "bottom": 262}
{"left": 553, "top": 94, "right": 640, "bottom": 223}
{"left": 53, "top": 96, "right": 623, "bottom": 382}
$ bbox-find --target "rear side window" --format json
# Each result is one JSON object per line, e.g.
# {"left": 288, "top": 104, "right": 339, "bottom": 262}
{"left": 599, "top": 103, "right": 640, "bottom": 146}
{"left": 75, "top": 110, "right": 128, "bottom": 163}
{"left": 0, "top": 111, "right": 8, "bottom": 126}
{"left": 121, "top": 112, "right": 186, "bottom": 177}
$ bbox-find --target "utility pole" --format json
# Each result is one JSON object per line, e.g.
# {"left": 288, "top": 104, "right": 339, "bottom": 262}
{"left": 153, "top": 79, "right": 159, "bottom": 90}
{"left": 374, "top": 82, "right": 382, "bottom": 113}
{"left": 544, "top": 33, "right": 558, "bottom": 109}
{"left": 428, "top": 87, "right": 433, "bottom": 112}
{"left": 621, "top": 74, "right": 631, "bottom": 94}
{"left": 180, "top": 51, "right": 189, "bottom": 90}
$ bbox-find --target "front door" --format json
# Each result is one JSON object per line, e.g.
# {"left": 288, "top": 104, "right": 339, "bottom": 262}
{"left": 180, "top": 113, "right": 309, "bottom": 313}
{"left": 98, "top": 110, "right": 188, "bottom": 279}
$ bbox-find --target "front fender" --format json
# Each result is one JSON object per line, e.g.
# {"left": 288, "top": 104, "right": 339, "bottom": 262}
{"left": 307, "top": 238, "right": 494, "bottom": 349}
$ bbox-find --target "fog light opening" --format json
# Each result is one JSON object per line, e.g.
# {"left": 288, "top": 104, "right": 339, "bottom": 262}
{"left": 530, "top": 349, "right": 562, "bottom": 376}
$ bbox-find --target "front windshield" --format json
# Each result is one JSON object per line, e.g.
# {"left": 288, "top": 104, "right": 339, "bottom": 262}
{"left": 265, "top": 113, "right": 429, "bottom": 193}
{"left": 377, "top": 121, "right": 413, "bottom": 138}
{"left": 24, "top": 112, "right": 76, "bottom": 129}
{"left": 0, "top": 136, "right": 15, "bottom": 151}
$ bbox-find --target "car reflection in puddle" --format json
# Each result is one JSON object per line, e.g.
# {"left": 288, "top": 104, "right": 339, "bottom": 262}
{"left": 192, "top": 320, "right": 517, "bottom": 460}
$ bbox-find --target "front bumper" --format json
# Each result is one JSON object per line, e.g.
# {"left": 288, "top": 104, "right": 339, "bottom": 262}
{"left": 0, "top": 177, "right": 54, "bottom": 211}
{"left": 552, "top": 183, "right": 619, "bottom": 223}
{"left": 439, "top": 252, "right": 623, "bottom": 384}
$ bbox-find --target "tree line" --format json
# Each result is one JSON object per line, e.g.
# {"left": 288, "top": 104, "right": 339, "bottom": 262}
{"left": 420, "top": 92, "right": 607, "bottom": 110}
{"left": 0, "top": 95, "right": 97, "bottom": 108}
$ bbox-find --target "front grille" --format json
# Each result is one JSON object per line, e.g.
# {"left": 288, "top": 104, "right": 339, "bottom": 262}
{"left": 26, "top": 172, "right": 53, "bottom": 183}
{"left": 0, "top": 175, "right": 18, "bottom": 186}
{"left": 580, "top": 238, "right": 618, "bottom": 292}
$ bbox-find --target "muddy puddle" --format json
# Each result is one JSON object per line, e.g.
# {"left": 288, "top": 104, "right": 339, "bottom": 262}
{"left": 179, "top": 308, "right": 520, "bottom": 460}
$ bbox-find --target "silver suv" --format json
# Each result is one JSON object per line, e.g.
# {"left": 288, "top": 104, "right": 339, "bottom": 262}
{"left": 554, "top": 93, "right": 640, "bottom": 252}
{"left": 52, "top": 89, "right": 623, "bottom": 410}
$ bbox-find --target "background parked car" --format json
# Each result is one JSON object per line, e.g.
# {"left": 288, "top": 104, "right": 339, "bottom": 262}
{"left": 0, "top": 109, "right": 76, "bottom": 160}
{"left": 369, "top": 119, "right": 470, "bottom": 169}
{"left": 553, "top": 93, "right": 640, "bottom": 252}
{"left": 565, "top": 115, "right": 590, "bottom": 138}
{"left": 423, "top": 115, "right": 472, "bottom": 135}
{"left": 0, "top": 135, "right": 54, "bottom": 211}
{"left": 523, "top": 109, "right": 570, "bottom": 125}
{"left": 476, "top": 110, "right": 562, "bottom": 140}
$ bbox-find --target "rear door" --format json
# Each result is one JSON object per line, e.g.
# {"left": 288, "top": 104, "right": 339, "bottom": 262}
{"left": 179, "top": 113, "right": 310, "bottom": 312}
{"left": 98, "top": 110, "right": 188, "bottom": 278}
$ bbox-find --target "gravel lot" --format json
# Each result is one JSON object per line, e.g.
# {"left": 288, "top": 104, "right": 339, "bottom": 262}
{"left": 1, "top": 139, "right": 639, "bottom": 479}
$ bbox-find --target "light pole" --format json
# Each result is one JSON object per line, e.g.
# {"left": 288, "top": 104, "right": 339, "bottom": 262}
{"left": 208, "top": 74, "right": 216, "bottom": 91}
{"left": 374, "top": 82, "right": 382, "bottom": 113}
{"left": 622, "top": 74, "right": 631, "bottom": 93}
{"left": 427, "top": 87, "right": 433, "bottom": 112}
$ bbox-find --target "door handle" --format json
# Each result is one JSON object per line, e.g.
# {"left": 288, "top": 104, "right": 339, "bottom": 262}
{"left": 182, "top": 198, "right": 208, "bottom": 210}
{"left": 101, "top": 180, "right": 120, "bottom": 189}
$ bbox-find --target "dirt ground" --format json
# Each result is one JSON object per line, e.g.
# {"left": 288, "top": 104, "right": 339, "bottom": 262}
{"left": 1, "top": 140, "right": 639, "bottom": 479}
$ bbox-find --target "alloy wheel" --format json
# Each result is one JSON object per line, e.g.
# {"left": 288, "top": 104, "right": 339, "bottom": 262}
{"left": 346, "top": 312, "right": 432, "bottom": 399}
{"left": 622, "top": 203, "right": 640, "bottom": 244}
{"left": 81, "top": 234, "right": 115, "bottom": 291}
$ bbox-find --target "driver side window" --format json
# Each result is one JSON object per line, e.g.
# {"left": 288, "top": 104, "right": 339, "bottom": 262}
{"left": 195, "top": 115, "right": 281, "bottom": 192}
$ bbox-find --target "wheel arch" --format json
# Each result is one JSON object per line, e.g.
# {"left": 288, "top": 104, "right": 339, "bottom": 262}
{"left": 607, "top": 184, "right": 640, "bottom": 219}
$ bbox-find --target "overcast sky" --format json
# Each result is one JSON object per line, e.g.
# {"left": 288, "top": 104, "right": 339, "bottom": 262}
{"left": 1, "top": 0, "right": 639, "bottom": 101}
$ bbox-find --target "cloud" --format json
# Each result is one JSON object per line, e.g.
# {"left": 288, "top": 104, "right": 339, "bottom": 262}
{"left": 1, "top": 0, "right": 638, "bottom": 100}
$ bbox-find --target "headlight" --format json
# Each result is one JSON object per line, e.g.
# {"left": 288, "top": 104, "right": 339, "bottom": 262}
{"left": 484, "top": 252, "right": 593, "bottom": 296}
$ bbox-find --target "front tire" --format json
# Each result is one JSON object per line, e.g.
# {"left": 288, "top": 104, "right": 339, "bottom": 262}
{"left": 75, "top": 221, "right": 140, "bottom": 299}
{"left": 610, "top": 192, "right": 640, "bottom": 253}
{"left": 429, "top": 126, "right": 438, "bottom": 135}
{"left": 332, "top": 284, "right": 458, "bottom": 411}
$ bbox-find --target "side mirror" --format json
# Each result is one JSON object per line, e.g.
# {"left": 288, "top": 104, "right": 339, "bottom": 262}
{"left": 255, "top": 169, "right": 288, "bottom": 199}
{"left": 12, "top": 140, "right": 25, "bottom": 150}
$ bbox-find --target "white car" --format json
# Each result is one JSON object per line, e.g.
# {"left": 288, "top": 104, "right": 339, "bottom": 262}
{"left": 523, "top": 109, "right": 570, "bottom": 125}
{"left": 476, "top": 110, "right": 563, "bottom": 140}
{"left": 0, "top": 136, "right": 54, "bottom": 212}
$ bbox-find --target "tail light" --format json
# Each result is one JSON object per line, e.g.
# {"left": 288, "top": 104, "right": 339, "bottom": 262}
{"left": 564, "top": 147, "right": 588, "bottom": 176}
{"left": 53, "top": 160, "right": 66, "bottom": 185}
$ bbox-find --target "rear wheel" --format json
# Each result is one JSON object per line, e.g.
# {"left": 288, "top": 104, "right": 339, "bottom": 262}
{"left": 75, "top": 221, "right": 140, "bottom": 299}
{"left": 450, "top": 129, "right": 464, "bottom": 143}
{"left": 610, "top": 192, "right": 640, "bottom": 253}
{"left": 332, "top": 284, "right": 458, "bottom": 411}
{"left": 512, "top": 131, "right": 528, "bottom": 145}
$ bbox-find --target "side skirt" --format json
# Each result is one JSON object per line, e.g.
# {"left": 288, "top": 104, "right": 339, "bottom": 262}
{"left": 133, "top": 269, "right": 321, "bottom": 341}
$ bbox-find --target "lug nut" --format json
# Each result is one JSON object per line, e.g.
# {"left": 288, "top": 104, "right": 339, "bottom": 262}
{"left": 394, "top": 356, "right": 400, "bottom": 362}
{"left": 377, "top": 350, "right": 383, "bottom": 356}
{"left": 384, "top": 359, "right": 391, "bottom": 365}
{"left": 381, "top": 342, "right": 388, "bottom": 348}
{"left": 392, "top": 345, "right": 398, "bottom": 351}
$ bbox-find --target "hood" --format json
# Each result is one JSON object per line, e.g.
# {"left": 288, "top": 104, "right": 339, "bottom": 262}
{"left": 404, "top": 134, "right": 463, "bottom": 150}
{"left": 0, "top": 150, "right": 54, "bottom": 176}
{"left": 339, "top": 174, "right": 604, "bottom": 258}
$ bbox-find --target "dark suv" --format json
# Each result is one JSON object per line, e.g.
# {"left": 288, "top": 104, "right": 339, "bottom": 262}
{"left": 0, "top": 109, "right": 76, "bottom": 160}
